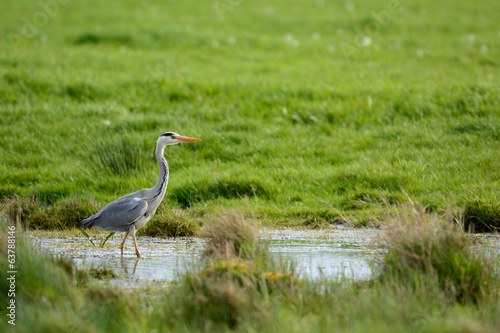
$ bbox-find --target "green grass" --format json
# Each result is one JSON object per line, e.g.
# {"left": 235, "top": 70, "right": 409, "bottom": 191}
{"left": 463, "top": 201, "right": 500, "bottom": 232}
{"left": 0, "top": 0, "right": 499, "bottom": 230}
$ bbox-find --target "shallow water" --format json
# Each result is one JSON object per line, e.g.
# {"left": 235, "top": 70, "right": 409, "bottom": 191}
{"left": 31, "top": 227, "right": 383, "bottom": 284}
{"left": 32, "top": 235, "right": 205, "bottom": 282}
{"left": 265, "top": 228, "right": 381, "bottom": 280}
{"left": 31, "top": 228, "right": 499, "bottom": 286}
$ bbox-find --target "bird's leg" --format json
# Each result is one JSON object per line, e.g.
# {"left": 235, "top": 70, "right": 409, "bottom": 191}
{"left": 132, "top": 227, "right": 142, "bottom": 258}
{"left": 120, "top": 232, "right": 129, "bottom": 257}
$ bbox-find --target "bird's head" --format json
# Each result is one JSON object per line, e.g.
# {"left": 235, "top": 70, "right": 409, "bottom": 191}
{"left": 158, "top": 132, "right": 202, "bottom": 146}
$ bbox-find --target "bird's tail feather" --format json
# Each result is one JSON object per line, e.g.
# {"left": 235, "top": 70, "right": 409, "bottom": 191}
{"left": 82, "top": 218, "right": 93, "bottom": 228}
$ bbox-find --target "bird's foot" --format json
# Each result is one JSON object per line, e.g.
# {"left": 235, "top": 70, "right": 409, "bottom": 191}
{"left": 135, "top": 250, "right": 142, "bottom": 258}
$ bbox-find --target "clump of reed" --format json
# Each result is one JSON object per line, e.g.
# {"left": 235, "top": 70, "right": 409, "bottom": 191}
{"left": 162, "top": 212, "right": 297, "bottom": 330}
{"left": 202, "top": 212, "right": 259, "bottom": 260}
{"left": 378, "top": 200, "right": 497, "bottom": 304}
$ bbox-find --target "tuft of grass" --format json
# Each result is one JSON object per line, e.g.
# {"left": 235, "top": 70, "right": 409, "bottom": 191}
{"left": 76, "top": 268, "right": 117, "bottom": 286}
{"left": 72, "top": 33, "right": 132, "bottom": 46}
{"left": 63, "top": 82, "right": 103, "bottom": 101}
{"left": 300, "top": 216, "right": 332, "bottom": 229}
{"left": 86, "top": 137, "right": 146, "bottom": 176}
{"left": 202, "top": 212, "right": 259, "bottom": 260}
{"left": 31, "top": 187, "right": 71, "bottom": 206}
{"left": 174, "top": 268, "right": 259, "bottom": 329}
{"left": 1, "top": 195, "right": 35, "bottom": 226}
{"left": 51, "top": 197, "right": 100, "bottom": 229}
{"left": 379, "top": 201, "right": 496, "bottom": 304}
{"left": 1, "top": 195, "right": 99, "bottom": 230}
{"left": 139, "top": 208, "right": 200, "bottom": 237}
{"left": 171, "top": 177, "right": 275, "bottom": 208}
{"left": 463, "top": 200, "right": 500, "bottom": 233}
{"left": 162, "top": 212, "right": 297, "bottom": 330}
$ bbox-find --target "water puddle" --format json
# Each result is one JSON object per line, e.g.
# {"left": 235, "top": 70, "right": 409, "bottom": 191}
{"left": 265, "top": 228, "right": 381, "bottom": 280}
{"left": 30, "top": 228, "right": 499, "bottom": 287}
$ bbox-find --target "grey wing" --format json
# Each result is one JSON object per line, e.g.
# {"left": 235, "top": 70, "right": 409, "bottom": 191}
{"left": 82, "top": 197, "right": 148, "bottom": 232}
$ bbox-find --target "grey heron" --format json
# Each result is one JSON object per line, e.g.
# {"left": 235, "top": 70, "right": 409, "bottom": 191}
{"left": 82, "top": 132, "right": 201, "bottom": 257}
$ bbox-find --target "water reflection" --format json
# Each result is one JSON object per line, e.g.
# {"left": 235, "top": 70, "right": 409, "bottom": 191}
{"left": 120, "top": 257, "right": 140, "bottom": 277}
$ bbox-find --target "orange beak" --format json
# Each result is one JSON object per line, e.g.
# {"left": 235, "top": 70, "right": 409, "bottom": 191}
{"left": 176, "top": 136, "right": 202, "bottom": 142}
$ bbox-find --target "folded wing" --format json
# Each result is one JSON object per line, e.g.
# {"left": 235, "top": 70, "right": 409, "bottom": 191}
{"left": 82, "top": 197, "right": 148, "bottom": 232}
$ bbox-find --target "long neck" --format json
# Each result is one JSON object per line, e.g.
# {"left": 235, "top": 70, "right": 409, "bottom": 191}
{"left": 150, "top": 141, "right": 169, "bottom": 202}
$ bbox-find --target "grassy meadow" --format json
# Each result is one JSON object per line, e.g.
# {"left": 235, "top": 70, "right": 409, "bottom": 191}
{"left": 0, "top": 0, "right": 499, "bottom": 232}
